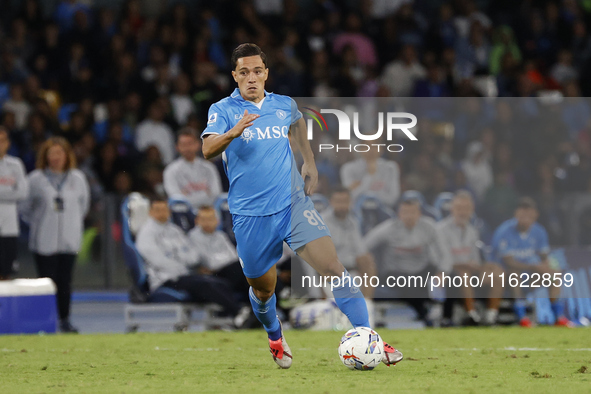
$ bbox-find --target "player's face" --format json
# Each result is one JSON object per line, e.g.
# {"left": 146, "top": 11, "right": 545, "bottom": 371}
{"left": 0, "top": 131, "right": 9, "bottom": 158}
{"left": 197, "top": 209, "right": 219, "bottom": 233}
{"left": 150, "top": 201, "right": 170, "bottom": 223}
{"left": 177, "top": 135, "right": 200, "bottom": 160}
{"left": 47, "top": 144, "right": 67, "bottom": 172}
{"left": 232, "top": 55, "right": 268, "bottom": 103}
{"left": 399, "top": 203, "right": 421, "bottom": 228}
{"left": 451, "top": 197, "right": 473, "bottom": 225}
{"left": 331, "top": 192, "right": 351, "bottom": 218}
{"left": 515, "top": 207, "right": 538, "bottom": 230}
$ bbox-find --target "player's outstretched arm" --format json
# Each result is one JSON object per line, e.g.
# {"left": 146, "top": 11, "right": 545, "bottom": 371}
{"left": 202, "top": 110, "right": 259, "bottom": 159}
{"left": 290, "top": 117, "right": 317, "bottom": 194}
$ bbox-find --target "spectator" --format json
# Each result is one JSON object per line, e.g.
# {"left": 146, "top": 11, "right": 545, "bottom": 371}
{"left": 188, "top": 205, "right": 249, "bottom": 296}
{"left": 332, "top": 13, "right": 378, "bottom": 67}
{"left": 340, "top": 145, "right": 400, "bottom": 208}
{"left": 461, "top": 141, "right": 493, "bottom": 201}
{"left": 364, "top": 197, "right": 452, "bottom": 325}
{"left": 2, "top": 83, "right": 31, "bottom": 129}
{"left": 20, "top": 137, "right": 90, "bottom": 333}
{"left": 0, "top": 127, "right": 28, "bottom": 280}
{"left": 380, "top": 44, "right": 426, "bottom": 97}
{"left": 437, "top": 191, "right": 503, "bottom": 326}
{"left": 135, "top": 197, "right": 249, "bottom": 326}
{"left": 550, "top": 49, "right": 578, "bottom": 87}
{"left": 135, "top": 101, "right": 175, "bottom": 165}
{"left": 170, "top": 73, "right": 196, "bottom": 127}
{"left": 489, "top": 26, "right": 521, "bottom": 76}
{"left": 163, "top": 127, "right": 221, "bottom": 210}
{"left": 321, "top": 187, "right": 377, "bottom": 300}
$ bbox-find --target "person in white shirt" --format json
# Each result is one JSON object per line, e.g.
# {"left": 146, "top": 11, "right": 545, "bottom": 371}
{"left": 170, "top": 73, "right": 196, "bottom": 126}
{"left": 321, "top": 187, "right": 377, "bottom": 299}
{"left": 163, "top": 128, "right": 222, "bottom": 210}
{"left": 0, "top": 127, "right": 28, "bottom": 279}
{"left": 340, "top": 145, "right": 400, "bottom": 208}
{"left": 364, "top": 197, "right": 453, "bottom": 325}
{"left": 461, "top": 141, "right": 493, "bottom": 202}
{"left": 21, "top": 137, "right": 90, "bottom": 333}
{"left": 380, "top": 45, "right": 426, "bottom": 97}
{"left": 188, "top": 205, "right": 249, "bottom": 296}
{"left": 135, "top": 197, "right": 248, "bottom": 323}
{"left": 135, "top": 102, "right": 175, "bottom": 165}
{"left": 437, "top": 191, "right": 504, "bottom": 325}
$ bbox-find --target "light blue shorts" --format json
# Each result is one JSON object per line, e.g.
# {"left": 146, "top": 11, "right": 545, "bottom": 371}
{"left": 232, "top": 193, "right": 331, "bottom": 279}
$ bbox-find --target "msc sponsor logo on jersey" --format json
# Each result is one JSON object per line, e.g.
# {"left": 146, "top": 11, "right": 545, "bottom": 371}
{"left": 208, "top": 113, "right": 218, "bottom": 124}
{"left": 241, "top": 126, "right": 290, "bottom": 143}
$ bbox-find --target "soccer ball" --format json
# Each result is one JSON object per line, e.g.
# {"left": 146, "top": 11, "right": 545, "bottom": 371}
{"left": 338, "top": 327, "right": 384, "bottom": 370}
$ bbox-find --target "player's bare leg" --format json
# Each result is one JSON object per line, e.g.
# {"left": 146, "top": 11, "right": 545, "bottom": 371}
{"left": 247, "top": 264, "right": 277, "bottom": 302}
{"left": 246, "top": 265, "right": 292, "bottom": 368}
{"left": 297, "top": 236, "right": 403, "bottom": 366}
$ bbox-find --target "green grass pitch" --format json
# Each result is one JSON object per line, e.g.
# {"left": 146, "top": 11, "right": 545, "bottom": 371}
{"left": 1, "top": 327, "right": 590, "bottom": 393}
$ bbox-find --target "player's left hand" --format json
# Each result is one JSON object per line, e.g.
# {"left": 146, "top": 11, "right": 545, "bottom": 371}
{"left": 301, "top": 161, "right": 318, "bottom": 195}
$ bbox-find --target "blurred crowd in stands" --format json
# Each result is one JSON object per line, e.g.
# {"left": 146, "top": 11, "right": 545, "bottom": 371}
{"left": 1, "top": 0, "right": 591, "bottom": 247}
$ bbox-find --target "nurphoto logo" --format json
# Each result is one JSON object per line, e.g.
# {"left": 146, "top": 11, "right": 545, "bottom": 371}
{"left": 303, "top": 108, "right": 418, "bottom": 153}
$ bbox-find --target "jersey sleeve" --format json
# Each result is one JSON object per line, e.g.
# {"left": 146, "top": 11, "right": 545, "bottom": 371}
{"left": 202, "top": 103, "right": 229, "bottom": 138}
{"left": 290, "top": 98, "right": 302, "bottom": 125}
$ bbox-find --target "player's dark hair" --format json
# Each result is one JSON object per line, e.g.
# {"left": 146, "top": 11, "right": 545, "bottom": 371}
{"left": 517, "top": 197, "right": 537, "bottom": 211}
{"left": 177, "top": 127, "right": 198, "bottom": 141}
{"left": 231, "top": 43, "right": 267, "bottom": 70}
{"left": 0, "top": 126, "right": 8, "bottom": 138}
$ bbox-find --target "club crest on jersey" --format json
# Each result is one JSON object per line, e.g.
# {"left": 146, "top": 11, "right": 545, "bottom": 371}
{"left": 241, "top": 128, "right": 255, "bottom": 143}
{"left": 276, "top": 109, "right": 287, "bottom": 120}
{"left": 208, "top": 113, "right": 218, "bottom": 124}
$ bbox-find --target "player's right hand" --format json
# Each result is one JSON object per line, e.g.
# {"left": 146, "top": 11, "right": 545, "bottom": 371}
{"left": 228, "top": 110, "right": 259, "bottom": 139}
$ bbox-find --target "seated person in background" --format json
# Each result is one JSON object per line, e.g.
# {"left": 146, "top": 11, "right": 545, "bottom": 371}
{"left": 364, "top": 196, "right": 452, "bottom": 325}
{"left": 188, "top": 205, "right": 249, "bottom": 296}
{"left": 437, "top": 190, "right": 504, "bottom": 326}
{"left": 163, "top": 128, "right": 222, "bottom": 211}
{"left": 136, "top": 197, "right": 248, "bottom": 325}
{"left": 322, "top": 187, "right": 377, "bottom": 300}
{"left": 340, "top": 145, "right": 400, "bottom": 208}
{"left": 491, "top": 197, "right": 571, "bottom": 327}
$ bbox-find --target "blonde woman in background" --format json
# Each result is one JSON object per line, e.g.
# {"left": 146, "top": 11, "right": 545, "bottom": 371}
{"left": 21, "top": 137, "right": 90, "bottom": 333}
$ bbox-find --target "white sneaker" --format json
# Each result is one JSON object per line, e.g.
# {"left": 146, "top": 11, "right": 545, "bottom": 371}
{"left": 268, "top": 320, "right": 292, "bottom": 369}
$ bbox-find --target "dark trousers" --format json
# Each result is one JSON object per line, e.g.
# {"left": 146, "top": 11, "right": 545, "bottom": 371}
{"left": 34, "top": 253, "right": 76, "bottom": 321}
{"left": 0, "top": 236, "right": 18, "bottom": 278}
{"left": 163, "top": 275, "right": 240, "bottom": 316}
{"left": 214, "top": 261, "right": 250, "bottom": 298}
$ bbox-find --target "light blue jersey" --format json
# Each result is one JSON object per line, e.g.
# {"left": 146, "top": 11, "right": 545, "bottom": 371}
{"left": 491, "top": 218, "right": 550, "bottom": 265}
{"left": 202, "top": 88, "right": 303, "bottom": 216}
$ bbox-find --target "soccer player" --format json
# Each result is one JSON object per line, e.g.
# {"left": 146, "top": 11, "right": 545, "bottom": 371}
{"left": 491, "top": 197, "right": 571, "bottom": 327}
{"left": 201, "top": 43, "right": 402, "bottom": 369}
{"left": 437, "top": 191, "right": 504, "bottom": 326}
